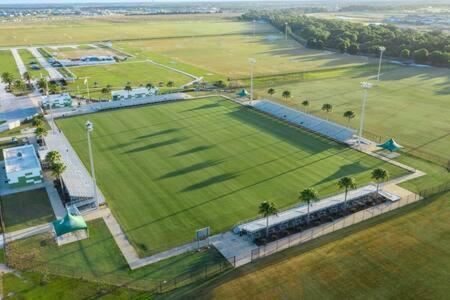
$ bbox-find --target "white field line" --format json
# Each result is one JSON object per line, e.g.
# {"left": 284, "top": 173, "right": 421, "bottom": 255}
{"left": 146, "top": 58, "right": 199, "bottom": 80}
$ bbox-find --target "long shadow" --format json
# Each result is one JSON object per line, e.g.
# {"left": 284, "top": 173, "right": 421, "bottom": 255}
{"left": 180, "top": 173, "right": 239, "bottom": 193}
{"left": 314, "top": 161, "right": 370, "bottom": 186}
{"left": 157, "top": 159, "right": 224, "bottom": 180}
{"left": 182, "top": 102, "right": 222, "bottom": 112}
{"left": 136, "top": 128, "right": 179, "bottom": 139}
{"left": 172, "top": 145, "right": 214, "bottom": 157}
{"left": 124, "top": 137, "right": 187, "bottom": 154}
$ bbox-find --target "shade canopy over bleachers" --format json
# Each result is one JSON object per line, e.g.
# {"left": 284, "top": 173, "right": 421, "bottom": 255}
{"left": 249, "top": 100, "right": 356, "bottom": 143}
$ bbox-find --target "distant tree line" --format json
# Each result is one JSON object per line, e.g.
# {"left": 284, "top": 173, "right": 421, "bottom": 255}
{"left": 241, "top": 11, "right": 450, "bottom": 67}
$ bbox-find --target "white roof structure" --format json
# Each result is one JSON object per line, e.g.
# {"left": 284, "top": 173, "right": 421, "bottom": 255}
{"left": 3, "top": 145, "right": 40, "bottom": 173}
{"left": 111, "top": 87, "right": 158, "bottom": 98}
{"left": 42, "top": 93, "right": 71, "bottom": 104}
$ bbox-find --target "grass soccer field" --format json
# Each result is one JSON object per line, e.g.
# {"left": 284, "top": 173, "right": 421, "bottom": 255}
{"left": 190, "top": 191, "right": 450, "bottom": 299}
{"left": 0, "top": 50, "right": 20, "bottom": 79}
{"left": 255, "top": 63, "right": 450, "bottom": 158}
{"left": 65, "top": 61, "right": 193, "bottom": 99}
{"left": 57, "top": 97, "right": 406, "bottom": 256}
{"left": 117, "top": 33, "right": 372, "bottom": 78}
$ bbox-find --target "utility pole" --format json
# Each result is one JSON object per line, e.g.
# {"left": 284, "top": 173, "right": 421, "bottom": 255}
{"left": 86, "top": 121, "right": 98, "bottom": 208}
{"left": 358, "top": 82, "right": 373, "bottom": 147}
{"left": 377, "top": 46, "right": 386, "bottom": 82}
{"left": 249, "top": 58, "right": 256, "bottom": 102}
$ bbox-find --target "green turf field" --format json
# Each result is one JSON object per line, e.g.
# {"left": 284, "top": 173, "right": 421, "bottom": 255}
{"left": 117, "top": 33, "right": 372, "bottom": 78}
{"left": 0, "top": 15, "right": 273, "bottom": 47}
{"left": 189, "top": 190, "right": 450, "bottom": 299}
{"left": 255, "top": 63, "right": 450, "bottom": 158}
{"left": 0, "top": 50, "right": 20, "bottom": 79}
{"left": 66, "top": 61, "right": 193, "bottom": 99}
{"left": 57, "top": 97, "right": 406, "bottom": 256}
{"left": 18, "top": 48, "right": 48, "bottom": 78}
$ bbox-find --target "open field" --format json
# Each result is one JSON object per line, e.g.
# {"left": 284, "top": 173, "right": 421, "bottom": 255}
{"left": 0, "top": 50, "right": 20, "bottom": 78}
{"left": 18, "top": 48, "right": 48, "bottom": 78}
{"left": 186, "top": 190, "right": 450, "bottom": 299}
{"left": 117, "top": 33, "right": 372, "bottom": 78}
{"left": 46, "top": 45, "right": 119, "bottom": 60}
{"left": 255, "top": 63, "right": 450, "bottom": 158}
{"left": 57, "top": 97, "right": 406, "bottom": 255}
{"left": 0, "top": 188, "right": 55, "bottom": 232}
{"left": 66, "top": 61, "right": 193, "bottom": 99}
{"left": 6, "top": 218, "right": 227, "bottom": 291}
{"left": 0, "top": 15, "right": 272, "bottom": 47}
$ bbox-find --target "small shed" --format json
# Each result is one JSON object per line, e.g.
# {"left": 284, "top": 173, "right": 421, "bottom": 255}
{"left": 52, "top": 213, "right": 88, "bottom": 246}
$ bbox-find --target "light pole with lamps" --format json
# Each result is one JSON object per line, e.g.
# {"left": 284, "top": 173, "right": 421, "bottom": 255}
{"left": 358, "top": 82, "right": 373, "bottom": 147}
{"left": 253, "top": 19, "right": 256, "bottom": 38}
{"left": 285, "top": 22, "right": 288, "bottom": 40}
{"left": 249, "top": 58, "right": 256, "bottom": 102}
{"left": 86, "top": 121, "right": 98, "bottom": 208}
{"left": 377, "top": 46, "right": 386, "bottom": 81}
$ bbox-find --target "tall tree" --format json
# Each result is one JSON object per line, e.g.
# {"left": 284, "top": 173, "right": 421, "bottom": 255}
{"left": 343, "top": 110, "right": 355, "bottom": 123}
{"left": 299, "top": 188, "right": 319, "bottom": 224}
{"left": 371, "top": 168, "right": 389, "bottom": 193}
{"left": 258, "top": 201, "right": 278, "bottom": 239}
{"left": 1, "top": 72, "right": 14, "bottom": 89}
{"left": 124, "top": 85, "right": 132, "bottom": 97}
{"left": 301, "top": 100, "right": 310, "bottom": 112}
{"left": 23, "top": 72, "right": 31, "bottom": 86}
{"left": 282, "top": 90, "right": 291, "bottom": 103}
{"left": 267, "top": 88, "right": 275, "bottom": 96}
{"left": 35, "top": 125, "right": 48, "bottom": 140}
{"left": 45, "top": 150, "right": 62, "bottom": 167}
{"left": 338, "top": 176, "right": 357, "bottom": 210}
{"left": 51, "top": 161, "right": 66, "bottom": 188}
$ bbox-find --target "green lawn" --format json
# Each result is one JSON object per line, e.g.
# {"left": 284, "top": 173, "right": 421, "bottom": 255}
{"left": 117, "top": 33, "right": 372, "bottom": 79}
{"left": 1, "top": 188, "right": 55, "bottom": 232}
{"left": 57, "top": 97, "right": 406, "bottom": 256}
{"left": 188, "top": 190, "right": 450, "bottom": 299}
{"left": 256, "top": 63, "right": 450, "bottom": 159}
{"left": 2, "top": 271, "right": 147, "bottom": 300}
{"left": 0, "top": 50, "right": 20, "bottom": 79}
{"left": 66, "top": 61, "right": 193, "bottom": 99}
{"left": 6, "top": 218, "right": 228, "bottom": 292}
{"left": 18, "top": 48, "right": 48, "bottom": 78}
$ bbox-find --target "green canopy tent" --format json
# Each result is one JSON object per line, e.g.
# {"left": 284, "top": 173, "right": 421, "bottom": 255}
{"left": 377, "top": 138, "right": 403, "bottom": 152}
{"left": 236, "top": 89, "right": 250, "bottom": 97}
{"left": 52, "top": 213, "right": 88, "bottom": 238}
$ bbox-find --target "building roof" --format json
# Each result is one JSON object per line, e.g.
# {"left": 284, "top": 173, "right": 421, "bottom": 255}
{"left": 52, "top": 213, "right": 87, "bottom": 237}
{"left": 111, "top": 87, "right": 158, "bottom": 97}
{"left": 3, "top": 145, "right": 40, "bottom": 173}
{"left": 42, "top": 93, "right": 71, "bottom": 103}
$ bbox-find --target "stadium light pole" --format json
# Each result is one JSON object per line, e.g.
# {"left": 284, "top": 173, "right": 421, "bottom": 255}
{"left": 377, "top": 46, "right": 386, "bottom": 82}
{"left": 253, "top": 19, "right": 256, "bottom": 38}
{"left": 285, "top": 22, "right": 288, "bottom": 40}
{"left": 86, "top": 121, "right": 98, "bottom": 208}
{"left": 249, "top": 58, "right": 256, "bottom": 102}
{"left": 358, "top": 82, "right": 373, "bottom": 147}
{"left": 45, "top": 76, "right": 55, "bottom": 134}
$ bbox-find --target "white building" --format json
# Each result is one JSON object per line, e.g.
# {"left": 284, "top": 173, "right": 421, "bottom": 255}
{"left": 111, "top": 87, "right": 158, "bottom": 101}
{"left": 42, "top": 93, "right": 72, "bottom": 109}
{"left": 3, "top": 145, "right": 43, "bottom": 188}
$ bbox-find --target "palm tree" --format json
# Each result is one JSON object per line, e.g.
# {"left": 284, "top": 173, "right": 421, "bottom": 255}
{"left": 124, "top": 85, "right": 132, "bottom": 97}
{"left": 101, "top": 87, "right": 110, "bottom": 100}
{"left": 23, "top": 71, "right": 31, "bottom": 86}
{"left": 1, "top": 72, "right": 14, "bottom": 89}
{"left": 35, "top": 125, "right": 48, "bottom": 140}
{"left": 146, "top": 83, "right": 154, "bottom": 90}
{"left": 45, "top": 150, "right": 61, "bottom": 167}
{"left": 167, "top": 81, "right": 174, "bottom": 88}
{"left": 267, "top": 88, "right": 275, "bottom": 96}
{"left": 371, "top": 168, "right": 389, "bottom": 193}
{"left": 338, "top": 176, "right": 357, "bottom": 210}
{"left": 31, "top": 114, "right": 44, "bottom": 127}
{"left": 258, "top": 201, "right": 278, "bottom": 239}
{"left": 299, "top": 188, "right": 319, "bottom": 224}
{"left": 37, "top": 77, "right": 46, "bottom": 91}
{"left": 343, "top": 110, "right": 355, "bottom": 123}
{"left": 321, "top": 103, "right": 333, "bottom": 120}
{"left": 301, "top": 100, "right": 310, "bottom": 112}
{"left": 51, "top": 161, "right": 66, "bottom": 188}
{"left": 282, "top": 90, "right": 291, "bottom": 103}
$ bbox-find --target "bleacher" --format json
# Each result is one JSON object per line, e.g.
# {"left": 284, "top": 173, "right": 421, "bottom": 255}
{"left": 249, "top": 100, "right": 356, "bottom": 143}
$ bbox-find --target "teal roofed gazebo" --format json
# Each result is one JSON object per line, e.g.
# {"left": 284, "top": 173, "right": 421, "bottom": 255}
{"left": 377, "top": 138, "right": 403, "bottom": 152}
{"left": 236, "top": 89, "right": 250, "bottom": 97}
{"left": 52, "top": 213, "right": 88, "bottom": 237}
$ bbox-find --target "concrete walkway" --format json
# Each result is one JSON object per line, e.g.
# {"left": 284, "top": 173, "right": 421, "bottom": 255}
{"left": 10, "top": 48, "right": 26, "bottom": 78}
{"left": 44, "top": 182, "right": 66, "bottom": 219}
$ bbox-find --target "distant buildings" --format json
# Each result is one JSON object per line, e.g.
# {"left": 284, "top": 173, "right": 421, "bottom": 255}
{"left": 3, "top": 145, "right": 43, "bottom": 188}
{"left": 42, "top": 93, "right": 72, "bottom": 109}
{"left": 111, "top": 87, "right": 158, "bottom": 101}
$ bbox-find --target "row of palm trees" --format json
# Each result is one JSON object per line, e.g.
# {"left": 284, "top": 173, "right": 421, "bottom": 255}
{"left": 258, "top": 168, "right": 389, "bottom": 239}
{"left": 267, "top": 88, "right": 356, "bottom": 124}
{"left": 45, "top": 150, "right": 66, "bottom": 187}
{"left": 1, "top": 71, "right": 32, "bottom": 94}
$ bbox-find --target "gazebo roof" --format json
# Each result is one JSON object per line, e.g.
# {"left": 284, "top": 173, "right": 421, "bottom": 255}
{"left": 377, "top": 138, "right": 403, "bottom": 152}
{"left": 236, "top": 89, "right": 250, "bottom": 97}
{"left": 52, "top": 213, "right": 87, "bottom": 237}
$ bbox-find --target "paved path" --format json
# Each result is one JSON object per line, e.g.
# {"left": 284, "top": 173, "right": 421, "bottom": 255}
{"left": 44, "top": 182, "right": 66, "bottom": 219}
{"left": 0, "top": 223, "right": 51, "bottom": 248}
{"left": 28, "top": 47, "right": 64, "bottom": 81}
{"left": 10, "top": 48, "right": 26, "bottom": 78}
{"left": 0, "top": 83, "right": 38, "bottom": 123}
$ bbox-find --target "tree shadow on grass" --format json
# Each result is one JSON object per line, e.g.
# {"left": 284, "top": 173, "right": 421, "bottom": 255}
{"left": 180, "top": 173, "right": 239, "bottom": 193}
{"left": 182, "top": 102, "right": 222, "bottom": 112}
{"left": 172, "top": 145, "right": 214, "bottom": 157}
{"left": 157, "top": 159, "right": 224, "bottom": 180}
{"left": 136, "top": 128, "right": 179, "bottom": 139}
{"left": 124, "top": 137, "right": 188, "bottom": 154}
{"left": 313, "top": 161, "right": 370, "bottom": 187}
